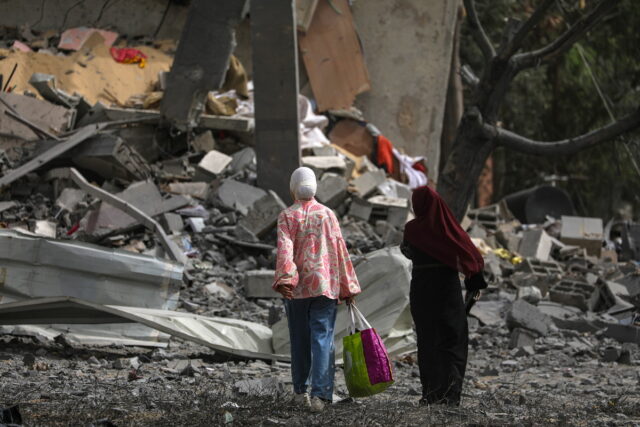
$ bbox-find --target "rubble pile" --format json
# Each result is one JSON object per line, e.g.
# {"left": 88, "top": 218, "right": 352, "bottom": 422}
{"left": 0, "top": 27, "right": 418, "bottom": 349}
{"left": 0, "top": 22, "right": 639, "bottom": 426}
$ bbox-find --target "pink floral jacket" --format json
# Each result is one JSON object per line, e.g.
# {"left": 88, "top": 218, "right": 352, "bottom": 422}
{"left": 273, "top": 199, "right": 361, "bottom": 300}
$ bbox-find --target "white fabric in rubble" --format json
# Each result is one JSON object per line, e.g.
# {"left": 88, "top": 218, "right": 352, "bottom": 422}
{"left": 290, "top": 166, "right": 317, "bottom": 200}
{"left": 272, "top": 246, "right": 416, "bottom": 362}
{"left": 392, "top": 148, "right": 428, "bottom": 189}
{"left": 299, "top": 95, "right": 330, "bottom": 149}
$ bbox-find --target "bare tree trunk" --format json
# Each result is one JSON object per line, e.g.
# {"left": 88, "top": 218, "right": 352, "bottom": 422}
{"left": 439, "top": 5, "right": 465, "bottom": 176}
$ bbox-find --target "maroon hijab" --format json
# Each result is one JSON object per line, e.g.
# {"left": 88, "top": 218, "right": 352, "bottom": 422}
{"left": 403, "top": 186, "right": 484, "bottom": 277}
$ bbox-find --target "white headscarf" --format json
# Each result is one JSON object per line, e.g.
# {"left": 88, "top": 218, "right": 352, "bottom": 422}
{"left": 290, "top": 167, "right": 317, "bottom": 200}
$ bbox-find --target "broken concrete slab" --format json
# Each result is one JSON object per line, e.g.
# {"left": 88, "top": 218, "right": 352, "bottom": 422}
{"left": 560, "top": 216, "right": 604, "bottom": 257}
{"left": 604, "top": 323, "right": 640, "bottom": 345}
{"left": 68, "top": 133, "right": 152, "bottom": 181}
{"left": 351, "top": 169, "right": 386, "bottom": 197}
{"left": 229, "top": 147, "right": 256, "bottom": 173}
{"left": 83, "top": 178, "right": 189, "bottom": 242}
{"left": 237, "top": 191, "right": 286, "bottom": 237}
{"left": 537, "top": 301, "right": 603, "bottom": 333}
{"left": 509, "top": 328, "right": 537, "bottom": 349}
{"left": 302, "top": 155, "right": 347, "bottom": 178}
{"left": 195, "top": 150, "right": 232, "bottom": 180}
{"left": 167, "top": 182, "right": 210, "bottom": 200}
{"left": 348, "top": 197, "right": 373, "bottom": 222}
{"left": 519, "top": 229, "right": 553, "bottom": 261}
{"left": 215, "top": 179, "right": 267, "bottom": 216}
{"left": 244, "top": 270, "right": 278, "bottom": 298}
{"left": 506, "top": 299, "right": 554, "bottom": 337}
{"left": 0, "top": 124, "right": 105, "bottom": 190}
{"left": 0, "top": 92, "right": 73, "bottom": 140}
{"left": 315, "top": 173, "right": 348, "bottom": 208}
{"left": 160, "top": 213, "right": 184, "bottom": 234}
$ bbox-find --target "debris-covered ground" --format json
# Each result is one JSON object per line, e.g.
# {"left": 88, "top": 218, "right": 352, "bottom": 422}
{"left": 0, "top": 8, "right": 639, "bottom": 427}
{"left": 1, "top": 325, "right": 638, "bottom": 426}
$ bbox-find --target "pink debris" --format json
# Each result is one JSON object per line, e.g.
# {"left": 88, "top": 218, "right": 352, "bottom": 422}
{"left": 58, "top": 27, "right": 119, "bottom": 51}
{"left": 11, "top": 40, "right": 32, "bottom": 52}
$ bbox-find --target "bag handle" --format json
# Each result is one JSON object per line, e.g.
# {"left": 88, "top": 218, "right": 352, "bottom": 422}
{"left": 347, "top": 303, "right": 372, "bottom": 335}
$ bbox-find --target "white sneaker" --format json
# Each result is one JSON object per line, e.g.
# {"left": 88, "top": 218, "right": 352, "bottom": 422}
{"left": 310, "top": 396, "right": 325, "bottom": 413}
{"left": 293, "top": 392, "right": 311, "bottom": 408}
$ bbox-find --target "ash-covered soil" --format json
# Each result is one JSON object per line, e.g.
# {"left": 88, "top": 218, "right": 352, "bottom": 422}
{"left": 1, "top": 322, "right": 638, "bottom": 426}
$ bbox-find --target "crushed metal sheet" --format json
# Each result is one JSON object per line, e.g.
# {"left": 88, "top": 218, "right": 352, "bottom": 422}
{"left": 0, "top": 297, "right": 288, "bottom": 361}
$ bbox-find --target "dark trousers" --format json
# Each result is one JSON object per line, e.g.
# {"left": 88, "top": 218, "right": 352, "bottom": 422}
{"left": 409, "top": 267, "right": 468, "bottom": 405}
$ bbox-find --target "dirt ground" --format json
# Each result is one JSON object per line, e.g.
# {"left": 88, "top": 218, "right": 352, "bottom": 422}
{"left": 1, "top": 321, "right": 638, "bottom": 426}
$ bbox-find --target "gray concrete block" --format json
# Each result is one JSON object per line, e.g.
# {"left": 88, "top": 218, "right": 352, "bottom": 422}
{"left": 516, "top": 258, "right": 563, "bottom": 276}
{"left": 549, "top": 280, "right": 599, "bottom": 312}
{"left": 506, "top": 299, "right": 554, "bottom": 336}
{"left": 560, "top": 216, "right": 604, "bottom": 257}
{"left": 215, "top": 179, "right": 267, "bottom": 215}
{"left": 160, "top": 213, "right": 184, "bottom": 234}
{"left": 234, "top": 377, "right": 284, "bottom": 396}
{"left": 348, "top": 197, "right": 372, "bottom": 222}
{"left": 602, "top": 346, "right": 621, "bottom": 362}
{"left": 315, "top": 173, "right": 348, "bottom": 208}
{"left": 604, "top": 324, "right": 640, "bottom": 345}
{"left": 238, "top": 191, "right": 286, "bottom": 237}
{"left": 508, "top": 328, "right": 537, "bottom": 349}
{"left": 244, "top": 270, "right": 278, "bottom": 298}
{"left": 195, "top": 150, "right": 232, "bottom": 180}
{"left": 229, "top": 147, "right": 256, "bottom": 173}
{"left": 519, "top": 229, "right": 553, "bottom": 261}
{"left": 302, "top": 156, "right": 347, "bottom": 178}
{"left": 352, "top": 169, "right": 386, "bottom": 197}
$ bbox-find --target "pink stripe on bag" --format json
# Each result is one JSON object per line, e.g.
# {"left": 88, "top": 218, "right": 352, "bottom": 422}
{"left": 360, "top": 328, "right": 393, "bottom": 385}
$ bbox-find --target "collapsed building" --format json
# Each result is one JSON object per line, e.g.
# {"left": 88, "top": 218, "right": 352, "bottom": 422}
{"left": 0, "top": 0, "right": 637, "bottom": 382}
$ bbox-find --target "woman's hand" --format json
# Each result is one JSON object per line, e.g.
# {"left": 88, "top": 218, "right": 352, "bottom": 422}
{"left": 343, "top": 296, "right": 355, "bottom": 305}
{"left": 275, "top": 284, "right": 294, "bottom": 299}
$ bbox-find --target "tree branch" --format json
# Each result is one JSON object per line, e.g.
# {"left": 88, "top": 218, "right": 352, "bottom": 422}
{"left": 514, "top": 0, "right": 620, "bottom": 70}
{"left": 498, "top": 0, "right": 555, "bottom": 60}
{"left": 463, "top": 0, "right": 495, "bottom": 62}
{"left": 488, "top": 108, "right": 640, "bottom": 155}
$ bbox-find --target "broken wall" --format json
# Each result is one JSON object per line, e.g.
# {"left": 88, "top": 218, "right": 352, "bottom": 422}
{"left": 351, "top": 0, "right": 460, "bottom": 184}
{"left": 0, "top": 0, "right": 189, "bottom": 39}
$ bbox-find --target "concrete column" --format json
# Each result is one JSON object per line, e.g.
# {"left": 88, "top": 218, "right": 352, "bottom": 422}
{"left": 161, "top": 0, "right": 247, "bottom": 131}
{"left": 251, "top": 0, "right": 300, "bottom": 204}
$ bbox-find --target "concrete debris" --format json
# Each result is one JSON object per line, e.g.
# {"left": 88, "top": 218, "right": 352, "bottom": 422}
{"left": 196, "top": 150, "right": 233, "bottom": 180}
{"left": 560, "top": 216, "right": 604, "bottom": 257}
{"left": 506, "top": 299, "right": 555, "bottom": 337}
{"left": 0, "top": 22, "right": 638, "bottom": 417}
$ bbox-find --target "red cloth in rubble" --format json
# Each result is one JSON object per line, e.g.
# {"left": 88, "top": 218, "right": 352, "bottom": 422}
{"left": 403, "top": 186, "right": 484, "bottom": 277}
{"left": 109, "top": 47, "right": 147, "bottom": 67}
{"left": 376, "top": 134, "right": 394, "bottom": 175}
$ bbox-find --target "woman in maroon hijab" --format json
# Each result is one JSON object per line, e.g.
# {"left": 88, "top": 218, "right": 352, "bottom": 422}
{"left": 401, "top": 186, "right": 487, "bottom": 406}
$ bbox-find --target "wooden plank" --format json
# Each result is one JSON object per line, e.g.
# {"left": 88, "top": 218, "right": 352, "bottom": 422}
{"left": 296, "top": 0, "right": 319, "bottom": 32}
{"left": 251, "top": 0, "right": 301, "bottom": 203}
{"left": 298, "top": 0, "right": 370, "bottom": 112}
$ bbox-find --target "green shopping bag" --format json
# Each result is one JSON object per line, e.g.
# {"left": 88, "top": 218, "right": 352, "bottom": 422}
{"left": 343, "top": 304, "right": 394, "bottom": 398}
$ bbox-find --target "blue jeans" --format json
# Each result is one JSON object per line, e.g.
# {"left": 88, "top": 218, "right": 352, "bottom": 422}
{"left": 284, "top": 296, "right": 338, "bottom": 401}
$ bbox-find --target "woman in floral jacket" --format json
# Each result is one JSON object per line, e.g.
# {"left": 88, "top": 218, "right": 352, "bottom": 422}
{"left": 273, "top": 167, "right": 361, "bottom": 413}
